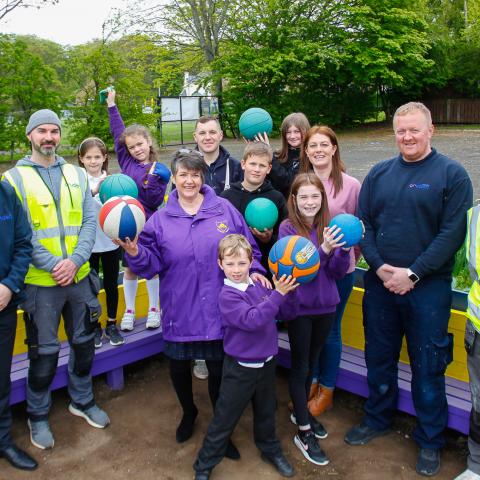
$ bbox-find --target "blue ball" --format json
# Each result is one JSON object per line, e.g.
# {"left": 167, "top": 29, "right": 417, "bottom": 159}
{"left": 239, "top": 108, "right": 273, "bottom": 140}
{"left": 268, "top": 235, "right": 320, "bottom": 284}
{"left": 328, "top": 213, "right": 363, "bottom": 247}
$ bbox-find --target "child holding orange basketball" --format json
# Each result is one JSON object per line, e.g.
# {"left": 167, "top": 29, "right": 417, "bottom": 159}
{"left": 78, "top": 137, "right": 124, "bottom": 348}
{"left": 105, "top": 88, "right": 171, "bottom": 331}
{"left": 193, "top": 234, "right": 298, "bottom": 480}
{"left": 279, "top": 173, "right": 349, "bottom": 466}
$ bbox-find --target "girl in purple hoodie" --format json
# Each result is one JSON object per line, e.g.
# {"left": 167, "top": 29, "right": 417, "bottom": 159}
{"left": 279, "top": 173, "right": 349, "bottom": 467}
{"left": 105, "top": 89, "right": 170, "bottom": 332}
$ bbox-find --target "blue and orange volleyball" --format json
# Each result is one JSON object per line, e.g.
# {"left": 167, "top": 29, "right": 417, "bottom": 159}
{"left": 268, "top": 235, "right": 320, "bottom": 284}
{"left": 99, "top": 173, "right": 138, "bottom": 204}
{"left": 99, "top": 195, "right": 145, "bottom": 241}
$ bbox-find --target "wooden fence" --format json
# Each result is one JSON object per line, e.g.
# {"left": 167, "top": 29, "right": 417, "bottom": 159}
{"left": 423, "top": 98, "right": 480, "bottom": 124}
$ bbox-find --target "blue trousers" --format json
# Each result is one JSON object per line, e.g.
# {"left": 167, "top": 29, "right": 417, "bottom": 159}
{"left": 313, "top": 272, "right": 355, "bottom": 388}
{"left": 362, "top": 271, "right": 453, "bottom": 449}
{"left": 0, "top": 306, "right": 16, "bottom": 448}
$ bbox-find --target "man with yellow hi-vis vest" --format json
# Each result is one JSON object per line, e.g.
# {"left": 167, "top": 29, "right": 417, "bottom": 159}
{"left": 2, "top": 109, "right": 110, "bottom": 451}
{"left": 456, "top": 205, "right": 480, "bottom": 480}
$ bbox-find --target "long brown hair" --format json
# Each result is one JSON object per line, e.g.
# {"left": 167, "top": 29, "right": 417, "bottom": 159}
{"left": 77, "top": 137, "right": 109, "bottom": 173}
{"left": 276, "top": 112, "right": 310, "bottom": 163}
{"left": 120, "top": 124, "right": 160, "bottom": 164}
{"left": 299, "top": 126, "right": 346, "bottom": 197}
{"left": 287, "top": 173, "right": 330, "bottom": 245}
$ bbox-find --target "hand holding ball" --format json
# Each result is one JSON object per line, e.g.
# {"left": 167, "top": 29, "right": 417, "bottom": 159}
{"left": 99, "top": 196, "right": 145, "bottom": 241}
{"left": 328, "top": 214, "right": 363, "bottom": 248}
{"left": 268, "top": 235, "right": 320, "bottom": 284}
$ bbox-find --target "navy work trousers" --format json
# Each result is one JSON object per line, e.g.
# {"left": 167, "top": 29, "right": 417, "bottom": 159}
{"left": 362, "top": 270, "right": 453, "bottom": 449}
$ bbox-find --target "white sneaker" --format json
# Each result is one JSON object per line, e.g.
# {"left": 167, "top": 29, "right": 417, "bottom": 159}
{"left": 193, "top": 360, "right": 209, "bottom": 380}
{"left": 455, "top": 470, "right": 480, "bottom": 480}
{"left": 120, "top": 309, "right": 135, "bottom": 331}
{"left": 146, "top": 308, "right": 162, "bottom": 330}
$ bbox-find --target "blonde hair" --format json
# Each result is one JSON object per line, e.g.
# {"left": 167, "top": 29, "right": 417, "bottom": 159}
{"left": 242, "top": 142, "right": 273, "bottom": 163}
{"left": 393, "top": 102, "right": 432, "bottom": 128}
{"left": 218, "top": 234, "right": 253, "bottom": 262}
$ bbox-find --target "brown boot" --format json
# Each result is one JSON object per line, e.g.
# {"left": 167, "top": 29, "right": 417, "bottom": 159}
{"left": 288, "top": 383, "right": 319, "bottom": 412}
{"left": 308, "top": 385, "right": 334, "bottom": 417}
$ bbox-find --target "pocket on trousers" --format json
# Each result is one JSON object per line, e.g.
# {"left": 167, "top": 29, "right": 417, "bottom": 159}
{"left": 88, "top": 269, "right": 101, "bottom": 295}
{"left": 465, "top": 320, "right": 477, "bottom": 356}
{"left": 84, "top": 297, "right": 102, "bottom": 334}
{"left": 428, "top": 333, "right": 454, "bottom": 375}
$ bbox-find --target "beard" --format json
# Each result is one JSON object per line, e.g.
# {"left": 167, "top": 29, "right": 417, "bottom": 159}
{"left": 32, "top": 140, "right": 58, "bottom": 157}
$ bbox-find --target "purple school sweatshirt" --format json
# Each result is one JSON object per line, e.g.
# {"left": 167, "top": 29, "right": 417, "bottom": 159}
{"left": 219, "top": 283, "right": 297, "bottom": 363}
{"left": 125, "top": 185, "right": 265, "bottom": 343}
{"left": 108, "top": 105, "right": 167, "bottom": 219}
{"left": 279, "top": 220, "right": 350, "bottom": 315}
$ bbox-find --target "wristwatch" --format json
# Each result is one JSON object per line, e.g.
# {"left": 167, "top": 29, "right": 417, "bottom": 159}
{"left": 406, "top": 268, "right": 420, "bottom": 284}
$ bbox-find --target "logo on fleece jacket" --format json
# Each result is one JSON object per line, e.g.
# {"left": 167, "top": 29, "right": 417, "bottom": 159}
{"left": 216, "top": 220, "right": 230, "bottom": 233}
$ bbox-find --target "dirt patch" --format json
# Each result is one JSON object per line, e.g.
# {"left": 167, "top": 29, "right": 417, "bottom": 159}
{"left": 5, "top": 356, "right": 467, "bottom": 479}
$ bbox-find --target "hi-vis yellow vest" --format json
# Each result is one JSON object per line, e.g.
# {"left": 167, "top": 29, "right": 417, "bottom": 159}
{"left": 3, "top": 164, "right": 90, "bottom": 286}
{"left": 466, "top": 205, "right": 480, "bottom": 331}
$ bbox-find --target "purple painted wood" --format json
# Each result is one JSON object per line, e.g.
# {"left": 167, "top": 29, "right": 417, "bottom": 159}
{"left": 277, "top": 333, "right": 471, "bottom": 435}
{"left": 9, "top": 317, "right": 164, "bottom": 406}
{"left": 106, "top": 368, "right": 124, "bottom": 390}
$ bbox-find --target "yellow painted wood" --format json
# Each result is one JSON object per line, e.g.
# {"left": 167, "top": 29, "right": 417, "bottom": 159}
{"left": 341, "top": 287, "right": 469, "bottom": 383}
{"left": 13, "top": 280, "right": 149, "bottom": 356}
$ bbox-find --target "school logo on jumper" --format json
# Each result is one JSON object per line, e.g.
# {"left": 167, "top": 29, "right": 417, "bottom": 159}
{"left": 295, "top": 242, "right": 316, "bottom": 265}
{"left": 216, "top": 221, "right": 229, "bottom": 233}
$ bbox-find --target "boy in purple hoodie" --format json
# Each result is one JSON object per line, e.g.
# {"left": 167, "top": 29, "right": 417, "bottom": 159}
{"left": 193, "top": 234, "right": 298, "bottom": 480}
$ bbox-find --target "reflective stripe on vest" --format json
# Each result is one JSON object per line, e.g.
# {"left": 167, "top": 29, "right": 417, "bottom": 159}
{"left": 4, "top": 164, "right": 90, "bottom": 286}
{"left": 466, "top": 206, "right": 480, "bottom": 328}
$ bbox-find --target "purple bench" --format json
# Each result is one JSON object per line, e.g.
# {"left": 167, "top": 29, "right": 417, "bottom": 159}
{"left": 277, "top": 330, "right": 471, "bottom": 435}
{"left": 10, "top": 318, "right": 164, "bottom": 406}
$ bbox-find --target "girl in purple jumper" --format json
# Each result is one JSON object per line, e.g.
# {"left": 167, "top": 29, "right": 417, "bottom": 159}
{"left": 105, "top": 89, "right": 170, "bottom": 332}
{"left": 279, "top": 173, "right": 349, "bottom": 466}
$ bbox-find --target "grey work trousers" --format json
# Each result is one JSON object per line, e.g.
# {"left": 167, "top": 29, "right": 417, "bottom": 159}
{"left": 22, "top": 275, "right": 99, "bottom": 419}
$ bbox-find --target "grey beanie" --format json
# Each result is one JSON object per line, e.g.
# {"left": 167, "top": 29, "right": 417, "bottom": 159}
{"left": 26, "top": 109, "right": 61, "bottom": 134}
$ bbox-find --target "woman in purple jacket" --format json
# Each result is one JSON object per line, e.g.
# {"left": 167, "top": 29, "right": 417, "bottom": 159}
{"left": 279, "top": 173, "right": 349, "bottom": 467}
{"left": 106, "top": 89, "right": 170, "bottom": 332}
{"left": 118, "top": 150, "right": 268, "bottom": 456}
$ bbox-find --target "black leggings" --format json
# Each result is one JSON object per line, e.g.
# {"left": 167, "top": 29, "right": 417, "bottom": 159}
{"left": 169, "top": 359, "right": 223, "bottom": 415}
{"left": 89, "top": 248, "right": 121, "bottom": 320}
{"left": 287, "top": 313, "right": 335, "bottom": 427}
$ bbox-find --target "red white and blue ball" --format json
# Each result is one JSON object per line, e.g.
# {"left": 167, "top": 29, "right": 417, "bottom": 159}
{"left": 99, "top": 196, "right": 145, "bottom": 241}
{"left": 268, "top": 235, "right": 320, "bottom": 284}
{"left": 328, "top": 213, "right": 363, "bottom": 248}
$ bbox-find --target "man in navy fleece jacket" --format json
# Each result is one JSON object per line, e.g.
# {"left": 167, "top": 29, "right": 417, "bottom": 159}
{"left": 345, "top": 102, "right": 473, "bottom": 477}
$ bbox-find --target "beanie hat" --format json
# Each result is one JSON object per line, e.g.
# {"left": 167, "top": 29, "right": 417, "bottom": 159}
{"left": 26, "top": 109, "right": 61, "bottom": 135}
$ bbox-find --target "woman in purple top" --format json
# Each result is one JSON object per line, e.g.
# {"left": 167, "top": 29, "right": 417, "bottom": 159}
{"left": 279, "top": 173, "right": 349, "bottom": 467}
{"left": 105, "top": 89, "right": 170, "bottom": 333}
{"left": 117, "top": 150, "right": 268, "bottom": 455}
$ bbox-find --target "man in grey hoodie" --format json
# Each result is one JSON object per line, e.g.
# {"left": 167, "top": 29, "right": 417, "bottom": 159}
{"left": 3, "top": 109, "right": 110, "bottom": 451}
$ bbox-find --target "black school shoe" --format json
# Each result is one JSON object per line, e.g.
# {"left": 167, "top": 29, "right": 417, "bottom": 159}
{"left": 194, "top": 470, "right": 211, "bottom": 480}
{"left": 0, "top": 444, "right": 38, "bottom": 470}
{"left": 261, "top": 452, "right": 295, "bottom": 477}
{"left": 416, "top": 448, "right": 441, "bottom": 476}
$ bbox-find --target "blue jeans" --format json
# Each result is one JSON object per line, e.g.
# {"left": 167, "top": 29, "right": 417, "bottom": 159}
{"left": 312, "top": 272, "right": 355, "bottom": 388}
{"left": 362, "top": 271, "right": 453, "bottom": 449}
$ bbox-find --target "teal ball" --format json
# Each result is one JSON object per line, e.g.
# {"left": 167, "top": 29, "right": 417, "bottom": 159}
{"left": 99, "top": 174, "right": 138, "bottom": 204}
{"left": 245, "top": 198, "right": 278, "bottom": 231}
{"left": 239, "top": 108, "right": 273, "bottom": 140}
